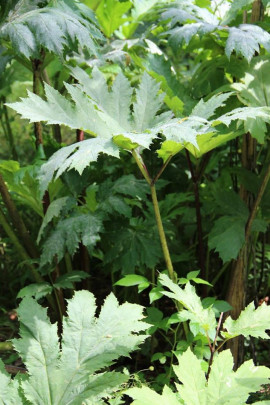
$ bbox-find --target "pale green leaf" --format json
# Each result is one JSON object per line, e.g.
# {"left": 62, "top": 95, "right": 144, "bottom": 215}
{"left": 174, "top": 348, "right": 207, "bottom": 405}
{"left": 222, "top": 302, "right": 270, "bottom": 339}
{"left": 39, "top": 138, "right": 119, "bottom": 194}
{"left": 2, "top": 291, "right": 148, "bottom": 404}
{"left": 1, "top": 2, "right": 102, "bottom": 58}
{"left": 191, "top": 92, "right": 234, "bottom": 120}
{"left": 133, "top": 72, "right": 164, "bottom": 132}
{"left": 213, "top": 106, "right": 270, "bottom": 127}
{"left": 13, "top": 297, "right": 60, "bottom": 405}
{"left": 127, "top": 385, "right": 179, "bottom": 405}
{"left": 207, "top": 349, "right": 270, "bottom": 404}
{"left": 225, "top": 25, "right": 270, "bottom": 63}
{"left": 159, "top": 274, "right": 217, "bottom": 339}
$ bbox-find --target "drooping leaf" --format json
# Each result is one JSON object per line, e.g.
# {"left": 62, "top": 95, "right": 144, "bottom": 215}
{"left": 40, "top": 213, "right": 103, "bottom": 266}
{"left": 222, "top": 302, "right": 270, "bottom": 339}
{"left": 225, "top": 25, "right": 270, "bottom": 63}
{"left": 0, "top": 0, "right": 102, "bottom": 58}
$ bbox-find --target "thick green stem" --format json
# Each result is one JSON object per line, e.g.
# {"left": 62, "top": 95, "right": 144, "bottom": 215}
{"left": 132, "top": 150, "right": 175, "bottom": 281}
{"left": 150, "top": 184, "right": 175, "bottom": 281}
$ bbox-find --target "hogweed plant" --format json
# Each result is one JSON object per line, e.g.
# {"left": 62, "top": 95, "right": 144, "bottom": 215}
{"left": 7, "top": 66, "right": 270, "bottom": 282}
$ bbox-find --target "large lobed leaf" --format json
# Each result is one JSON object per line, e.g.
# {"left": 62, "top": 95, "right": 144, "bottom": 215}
{"left": 0, "top": 291, "right": 149, "bottom": 405}
{"left": 161, "top": 2, "right": 270, "bottom": 62}
{"left": 127, "top": 349, "right": 270, "bottom": 405}
{"left": 0, "top": 0, "right": 102, "bottom": 58}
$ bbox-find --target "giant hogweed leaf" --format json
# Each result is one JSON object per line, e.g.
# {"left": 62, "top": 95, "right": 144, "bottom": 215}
{"left": 162, "top": 3, "right": 270, "bottom": 62}
{"left": 4, "top": 291, "right": 148, "bottom": 404}
{"left": 159, "top": 274, "right": 217, "bottom": 339}
{"left": 0, "top": 0, "right": 102, "bottom": 58}
{"left": 40, "top": 212, "right": 103, "bottom": 266}
{"left": 222, "top": 302, "right": 270, "bottom": 339}
{"left": 232, "top": 58, "right": 270, "bottom": 142}
{"left": 39, "top": 138, "right": 119, "bottom": 195}
{"left": 191, "top": 92, "right": 234, "bottom": 120}
{"left": 127, "top": 349, "right": 270, "bottom": 405}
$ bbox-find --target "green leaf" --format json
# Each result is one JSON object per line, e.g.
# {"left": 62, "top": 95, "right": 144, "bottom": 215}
{"left": 127, "top": 385, "right": 179, "bottom": 405}
{"left": 149, "top": 286, "right": 163, "bottom": 304}
{"left": 37, "top": 196, "right": 76, "bottom": 244}
{"left": 40, "top": 213, "right": 103, "bottom": 266}
{"left": 159, "top": 274, "right": 217, "bottom": 339}
{"left": 222, "top": 0, "right": 254, "bottom": 24}
{"left": 96, "top": 0, "right": 132, "bottom": 37}
{"left": 133, "top": 72, "right": 165, "bottom": 132}
{"left": 115, "top": 274, "right": 149, "bottom": 287}
{"left": 53, "top": 271, "right": 90, "bottom": 289}
{"left": 191, "top": 92, "right": 234, "bottom": 120}
{"left": 3, "top": 291, "right": 148, "bottom": 404}
{"left": 208, "top": 216, "right": 246, "bottom": 263}
{"left": 222, "top": 302, "right": 270, "bottom": 339}
{"left": 225, "top": 25, "right": 270, "bottom": 63}
{"left": 1, "top": 1, "right": 102, "bottom": 58}
{"left": 174, "top": 348, "right": 207, "bottom": 405}
{"left": 39, "top": 138, "right": 120, "bottom": 194}
{"left": 17, "top": 283, "right": 53, "bottom": 300}
{"left": 157, "top": 140, "right": 184, "bottom": 163}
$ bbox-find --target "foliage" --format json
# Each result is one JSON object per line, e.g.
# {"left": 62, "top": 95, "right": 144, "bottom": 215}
{"left": 0, "top": 291, "right": 148, "bottom": 404}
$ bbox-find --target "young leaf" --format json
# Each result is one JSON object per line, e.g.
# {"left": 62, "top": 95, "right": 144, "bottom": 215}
{"left": 159, "top": 274, "right": 217, "bottom": 339}
{"left": 115, "top": 274, "right": 149, "bottom": 287}
{"left": 222, "top": 302, "right": 270, "bottom": 339}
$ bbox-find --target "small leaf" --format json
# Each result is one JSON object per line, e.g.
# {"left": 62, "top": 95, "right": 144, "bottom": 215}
{"left": 53, "top": 271, "right": 90, "bottom": 289}
{"left": 115, "top": 274, "right": 149, "bottom": 287}
{"left": 17, "top": 283, "right": 53, "bottom": 300}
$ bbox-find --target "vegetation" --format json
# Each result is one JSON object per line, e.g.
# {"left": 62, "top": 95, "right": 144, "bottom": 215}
{"left": 0, "top": 0, "right": 270, "bottom": 403}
